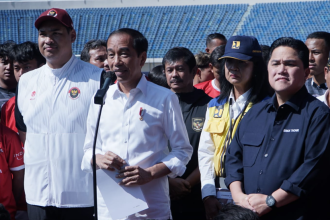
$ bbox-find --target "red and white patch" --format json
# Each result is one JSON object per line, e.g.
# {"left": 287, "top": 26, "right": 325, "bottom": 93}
{"left": 68, "top": 87, "right": 80, "bottom": 100}
{"left": 30, "top": 91, "right": 36, "bottom": 100}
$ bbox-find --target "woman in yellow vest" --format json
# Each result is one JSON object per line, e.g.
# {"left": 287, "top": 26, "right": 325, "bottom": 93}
{"left": 198, "top": 36, "right": 272, "bottom": 219}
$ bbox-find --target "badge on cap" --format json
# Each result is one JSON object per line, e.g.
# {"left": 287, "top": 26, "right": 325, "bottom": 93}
{"left": 47, "top": 9, "right": 57, "bottom": 17}
{"left": 68, "top": 87, "right": 80, "bottom": 100}
{"left": 232, "top": 41, "right": 240, "bottom": 49}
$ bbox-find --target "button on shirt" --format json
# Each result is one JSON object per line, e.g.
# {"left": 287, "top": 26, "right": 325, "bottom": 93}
{"left": 15, "top": 55, "right": 103, "bottom": 207}
{"left": 198, "top": 89, "right": 251, "bottom": 199}
{"left": 81, "top": 75, "right": 193, "bottom": 220}
{"left": 225, "top": 86, "right": 330, "bottom": 219}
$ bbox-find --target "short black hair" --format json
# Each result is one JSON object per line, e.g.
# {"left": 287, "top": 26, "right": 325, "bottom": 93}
{"left": 210, "top": 45, "right": 226, "bottom": 69}
{"left": 162, "top": 47, "right": 196, "bottom": 73}
{"left": 148, "top": 65, "right": 169, "bottom": 89}
{"left": 260, "top": 45, "right": 270, "bottom": 64}
{"left": 80, "top": 39, "right": 107, "bottom": 62}
{"left": 10, "top": 41, "right": 45, "bottom": 66}
{"left": 0, "top": 41, "right": 16, "bottom": 58}
{"left": 214, "top": 203, "right": 259, "bottom": 220}
{"left": 307, "top": 31, "right": 330, "bottom": 50}
{"left": 107, "top": 28, "right": 148, "bottom": 57}
{"left": 269, "top": 37, "right": 309, "bottom": 69}
{"left": 206, "top": 33, "right": 227, "bottom": 47}
{"left": 195, "top": 52, "right": 210, "bottom": 69}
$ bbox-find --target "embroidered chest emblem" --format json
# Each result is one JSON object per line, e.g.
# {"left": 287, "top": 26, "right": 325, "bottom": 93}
{"left": 213, "top": 105, "right": 224, "bottom": 118}
{"left": 30, "top": 91, "right": 36, "bottom": 100}
{"left": 68, "top": 87, "right": 80, "bottom": 100}
{"left": 192, "top": 118, "right": 205, "bottom": 132}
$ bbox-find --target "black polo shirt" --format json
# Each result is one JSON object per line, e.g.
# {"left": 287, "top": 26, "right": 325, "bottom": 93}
{"left": 225, "top": 86, "right": 330, "bottom": 219}
{"left": 170, "top": 88, "right": 211, "bottom": 217}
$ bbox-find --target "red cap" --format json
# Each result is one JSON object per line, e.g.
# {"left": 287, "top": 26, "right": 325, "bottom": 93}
{"left": 35, "top": 8, "right": 73, "bottom": 29}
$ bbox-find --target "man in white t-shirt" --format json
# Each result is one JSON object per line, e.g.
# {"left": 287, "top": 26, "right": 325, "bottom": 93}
{"left": 15, "top": 8, "right": 103, "bottom": 220}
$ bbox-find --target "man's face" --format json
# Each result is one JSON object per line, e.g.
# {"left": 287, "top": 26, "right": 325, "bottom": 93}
{"left": 38, "top": 20, "right": 76, "bottom": 63}
{"left": 89, "top": 46, "right": 107, "bottom": 68}
{"left": 165, "top": 59, "right": 195, "bottom": 93}
{"left": 206, "top": 39, "right": 226, "bottom": 54}
{"left": 199, "top": 66, "right": 214, "bottom": 82}
{"left": 225, "top": 58, "right": 254, "bottom": 88}
{"left": 0, "top": 56, "right": 15, "bottom": 83}
{"left": 13, "top": 59, "right": 39, "bottom": 82}
{"left": 107, "top": 33, "right": 146, "bottom": 83}
{"left": 268, "top": 46, "right": 309, "bottom": 96}
{"left": 305, "top": 38, "right": 329, "bottom": 76}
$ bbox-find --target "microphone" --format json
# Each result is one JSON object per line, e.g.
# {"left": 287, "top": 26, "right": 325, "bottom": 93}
{"left": 94, "top": 71, "right": 116, "bottom": 105}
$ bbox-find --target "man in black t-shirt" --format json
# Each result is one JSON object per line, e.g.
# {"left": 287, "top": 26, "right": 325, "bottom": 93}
{"left": 164, "top": 47, "right": 212, "bottom": 220}
{"left": 0, "top": 41, "right": 17, "bottom": 109}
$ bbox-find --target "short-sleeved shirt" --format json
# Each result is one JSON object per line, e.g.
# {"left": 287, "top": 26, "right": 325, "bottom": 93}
{"left": 225, "top": 86, "right": 330, "bottom": 219}
{"left": 194, "top": 79, "right": 220, "bottom": 98}
{"left": 1, "top": 96, "right": 17, "bottom": 133}
{"left": 0, "top": 124, "right": 25, "bottom": 220}
{"left": 0, "top": 87, "right": 16, "bottom": 110}
{"left": 15, "top": 55, "right": 103, "bottom": 207}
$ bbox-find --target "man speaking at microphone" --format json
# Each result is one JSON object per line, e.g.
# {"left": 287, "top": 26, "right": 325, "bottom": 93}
{"left": 81, "top": 28, "right": 193, "bottom": 220}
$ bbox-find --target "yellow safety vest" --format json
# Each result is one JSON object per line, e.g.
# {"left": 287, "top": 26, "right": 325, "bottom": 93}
{"left": 204, "top": 99, "right": 253, "bottom": 176}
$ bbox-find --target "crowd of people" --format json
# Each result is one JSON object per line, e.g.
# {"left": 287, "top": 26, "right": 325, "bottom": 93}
{"left": 1, "top": 7, "right": 330, "bottom": 220}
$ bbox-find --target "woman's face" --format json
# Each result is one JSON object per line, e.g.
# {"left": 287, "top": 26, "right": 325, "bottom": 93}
{"left": 225, "top": 58, "right": 254, "bottom": 88}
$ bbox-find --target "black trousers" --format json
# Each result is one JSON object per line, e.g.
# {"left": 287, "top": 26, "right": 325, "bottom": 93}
{"left": 27, "top": 204, "right": 94, "bottom": 220}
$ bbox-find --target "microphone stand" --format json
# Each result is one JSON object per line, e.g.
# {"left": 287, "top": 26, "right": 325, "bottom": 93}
{"left": 92, "top": 72, "right": 115, "bottom": 220}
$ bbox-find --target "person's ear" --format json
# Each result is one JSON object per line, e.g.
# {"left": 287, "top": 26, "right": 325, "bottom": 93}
{"left": 324, "top": 66, "right": 328, "bottom": 81}
{"left": 139, "top": 51, "right": 147, "bottom": 67}
{"left": 304, "top": 67, "right": 310, "bottom": 80}
{"left": 193, "top": 66, "right": 199, "bottom": 77}
{"left": 205, "top": 48, "right": 210, "bottom": 54}
{"left": 70, "top": 29, "right": 77, "bottom": 43}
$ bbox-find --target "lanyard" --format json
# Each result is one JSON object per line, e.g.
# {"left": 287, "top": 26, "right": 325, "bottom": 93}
{"left": 219, "top": 99, "right": 249, "bottom": 177}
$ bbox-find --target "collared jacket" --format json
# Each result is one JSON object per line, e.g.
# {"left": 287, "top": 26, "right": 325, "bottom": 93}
{"left": 225, "top": 86, "right": 330, "bottom": 219}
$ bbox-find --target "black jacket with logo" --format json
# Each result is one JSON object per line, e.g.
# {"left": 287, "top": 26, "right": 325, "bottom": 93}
{"left": 170, "top": 88, "right": 212, "bottom": 217}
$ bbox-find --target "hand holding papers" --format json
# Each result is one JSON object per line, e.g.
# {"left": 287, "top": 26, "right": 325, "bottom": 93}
{"left": 97, "top": 169, "right": 148, "bottom": 220}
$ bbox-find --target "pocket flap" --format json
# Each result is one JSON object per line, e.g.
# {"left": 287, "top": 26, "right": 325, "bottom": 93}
{"left": 241, "top": 133, "right": 264, "bottom": 146}
{"left": 205, "top": 118, "right": 226, "bottom": 134}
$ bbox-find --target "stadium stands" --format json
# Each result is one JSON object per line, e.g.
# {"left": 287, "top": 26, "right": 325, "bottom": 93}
{"left": 0, "top": 1, "right": 328, "bottom": 58}
{"left": 0, "top": 5, "right": 248, "bottom": 57}
{"left": 236, "top": 1, "right": 330, "bottom": 46}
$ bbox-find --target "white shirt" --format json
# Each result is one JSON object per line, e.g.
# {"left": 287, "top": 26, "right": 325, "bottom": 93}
{"left": 317, "top": 89, "right": 330, "bottom": 107}
{"left": 198, "top": 89, "right": 251, "bottom": 199}
{"left": 211, "top": 78, "right": 220, "bottom": 92}
{"left": 17, "top": 55, "right": 103, "bottom": 207}
{"left": 81, "top": 75, "right": 193, "bottom": 220}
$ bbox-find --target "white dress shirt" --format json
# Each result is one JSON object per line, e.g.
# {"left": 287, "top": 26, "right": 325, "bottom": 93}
{"left": 317, "top": 89, "right": 330, "bottom": 107}
{"left": 16, "top": 55, "right": 103, "bottom": 207}
{"left": 81, "top": 75, "right": 193, "bottom": 220}
{"left": 198, "top": 89, "right": 251, "bottom": 199}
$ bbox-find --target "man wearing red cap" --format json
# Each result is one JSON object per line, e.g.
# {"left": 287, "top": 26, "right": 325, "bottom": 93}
{"left": 15, "top": 8, "right": 103, "bottom": 220}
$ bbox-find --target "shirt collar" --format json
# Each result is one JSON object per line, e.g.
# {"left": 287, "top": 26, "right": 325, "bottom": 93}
{"left": 311, "top": 78, "right": 328, "bottom": 89}
{"left": 268, "top": 86, "right": 308, "bottom": 111}
{"left": 228, "top": 88, "right": 251, "bottom": 104}
{"left": 113, "top": 74, "right": 147, "bottom": 98}
{"left": 45, "top": 54, "right": 76, "bottom": 77}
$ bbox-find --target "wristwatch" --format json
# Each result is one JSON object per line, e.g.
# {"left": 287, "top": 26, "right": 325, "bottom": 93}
{"left": 266, "top": 195, "right": 277, "bottom": 209}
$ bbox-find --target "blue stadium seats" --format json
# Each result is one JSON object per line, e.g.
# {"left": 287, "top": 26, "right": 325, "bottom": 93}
{"left": 2, "top": 2, "right": 328, "bottom": 58}
{"left": 0, "top": 5, "right": 247, "bottom": 57}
